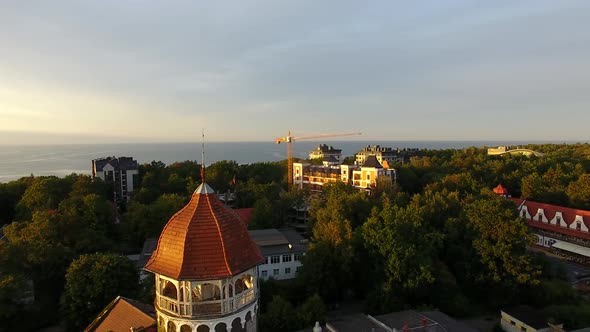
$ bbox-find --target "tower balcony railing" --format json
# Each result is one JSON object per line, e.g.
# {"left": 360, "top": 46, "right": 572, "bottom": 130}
{"left": 157, "top": 291, "right": 256, "bottom": 318}
{"left": 235, "top": 288, "right": 255, "bottom": 310}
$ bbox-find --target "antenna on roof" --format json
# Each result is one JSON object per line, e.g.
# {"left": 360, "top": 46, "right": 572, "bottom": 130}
{"left": 201, "top": 128, "right": 206, "bottom": 183}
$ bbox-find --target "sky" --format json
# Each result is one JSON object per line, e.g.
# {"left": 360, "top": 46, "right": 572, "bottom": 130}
{"left": 1, "top": 1, "right": 589, "bottom": 144}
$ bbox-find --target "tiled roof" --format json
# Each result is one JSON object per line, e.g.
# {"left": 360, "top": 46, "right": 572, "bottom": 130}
{"left": 93, "top": 156, "right": 138, "bottom": 172}
{"left": 509, "top": 198, "right": 590, "bottom": 241}
{"left": 363, "top": 155, "right": 383, "bottom": 168}
{"left": 144, "top": 183, "right": 264, "bottom": 280}
{"left": 249, "top": 228, "right": 308, "bottom": 256}
{"left": 493, "top": 184, "right": 508, "bottom": 195}
{"left": 85, "top": 296, "right": 156, "bottom": 332}
{"left": 235, "top": 208, "right": 254, "bottom": 225}
{"left": 323, "top": 155, "right": 339, "bottom": 163}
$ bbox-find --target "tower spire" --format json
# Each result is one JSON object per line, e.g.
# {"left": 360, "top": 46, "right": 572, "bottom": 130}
{"left": 201, "top": 128, "right": 206, "bottom": 183}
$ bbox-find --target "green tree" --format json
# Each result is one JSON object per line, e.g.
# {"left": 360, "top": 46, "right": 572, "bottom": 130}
{"left": 0, "top": 273, "right": 25, "bottom": 321}
{"left": 362, "top": 200, "right": 443, "bottom": 296}
{"left": 297, "top": 228, "right": 360, "bottom": 302}
{"left": 521, "top": 173, "right": 544, "bottom": 200}
{"left": 206, "top": 160, "right": 239, "bottom": 192}
{"left": 61, "top": 253, "right": 139, "bottom": 331}
{"left": 16, "top": 176, "right": 72, "bottom": 219}
{"left": 567, "top": 173, "right": 590, "bottom": 210}
{"left": 123, "top": 193, "right": 186, "bottom": 246}
{"left": 259, "top": 295, "right": 297, "bottom": 332}
{"left": 0, "top": 180, "right": 28, "bottom": 225}
{"left": 464, "top": 192, "right": 541, "bottom": 286}
{"left": 249, "top": 197, "right": 274, "bottom": 229}
{"left": 297, "top": 293, "right": 326, "bottom": 328}
{"left": 68, "top": 175, "right": 110, "bottom": 199}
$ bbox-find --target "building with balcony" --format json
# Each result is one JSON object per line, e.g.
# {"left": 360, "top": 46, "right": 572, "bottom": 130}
{"left": 309, "top": 144, "right": 342, "bottom": 162}
{"left": 249, "top": 229, "right": 307, "bottom": 281}
{"left": 355, "top": 145, "right": 419, "bottom": 166}
{"left": 144, "top": 180, "right": 264, "bottom": 332}
{"left": 92, "top": 156, "right": 139, "bottom": 202}
{"left": 293, "top": 155, "right": 396, "bottom": 193}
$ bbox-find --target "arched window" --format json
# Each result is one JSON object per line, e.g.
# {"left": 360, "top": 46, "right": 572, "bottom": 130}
{"left": 192, "top": 283, "right": 221, "bottom": 302}
{"left": 167, "top": 321, "right": 177, "bottom": 332}
{"left": 214, "top": 322, "right": 228, "bottom": 332}
{"left": 180, "top": 325, "right": 192, "bottom": 332}
{"left": 162, "top": 280, "right": 178, "bottom": 300}
{"left": 234, "top": 274, "right": 254, "bottom": 295}
{"left": 231, "top": 318, "right": 244, "bottom": 332}
{"left": 197, "top": 325, "right": 211, "bottom": 332}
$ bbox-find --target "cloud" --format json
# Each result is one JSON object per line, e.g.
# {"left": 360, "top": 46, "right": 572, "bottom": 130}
{"left": 0, "top": 1, "right": 589, "bottom": 142}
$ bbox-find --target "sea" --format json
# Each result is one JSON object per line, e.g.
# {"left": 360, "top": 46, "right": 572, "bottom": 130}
{"left": 0, "top": 140, "right": 569, "bottom": 183}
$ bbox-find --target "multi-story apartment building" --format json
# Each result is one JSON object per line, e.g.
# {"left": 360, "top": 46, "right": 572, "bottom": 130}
{"left": 309, "top": 144, "right": 342, "bottom": 162}
{"left": 92, "top": 156, "right": 139, "bottom": 202}
{"left": 355, "top": 145, "right": 419, "bottom": 166}
{"left": 293, "top": 155, "right": 396, "bottom": 193}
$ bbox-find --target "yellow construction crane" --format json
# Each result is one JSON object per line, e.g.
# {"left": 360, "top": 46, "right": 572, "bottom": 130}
{"left": 275, "top": 130, "right": 362, "bottom": 189}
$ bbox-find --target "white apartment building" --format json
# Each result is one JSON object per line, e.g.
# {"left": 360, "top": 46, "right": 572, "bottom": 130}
{"left": 92, "top": 156, "right": 139, "bottom": 202}
{"left": 309, "top": 144, "right": 342, "bottom": 162}
{"left": 249, "top": 229, "right": 308, "bottom": 281}
{"left": 355, "top": 145, "right": 419, "bottom": 165}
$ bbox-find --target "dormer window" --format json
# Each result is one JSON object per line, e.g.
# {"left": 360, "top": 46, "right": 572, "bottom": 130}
{"left": 577, "top": 221, "right": 582, "bottom": 230}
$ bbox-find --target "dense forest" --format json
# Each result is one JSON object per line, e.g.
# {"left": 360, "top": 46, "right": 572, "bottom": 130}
{"left": 1, "top": 143, "right": 590, "bottom": 331}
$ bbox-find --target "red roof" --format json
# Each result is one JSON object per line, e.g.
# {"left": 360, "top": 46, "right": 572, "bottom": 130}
{"left": 509, "top": 197, "right": 590, "bottom": 241}
{"left": 144, "top": 183, "right": 264, "bottom": 280}
{"left": 493, "top": 184, "right": 508, "bottom": 195}
{"left": 235, "top": 208, "right": 254, "bottom": 225}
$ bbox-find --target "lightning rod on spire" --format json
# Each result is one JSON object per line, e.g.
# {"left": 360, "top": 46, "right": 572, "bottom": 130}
{"left": 201, "top": 128, "right": 206, "bottom": 183}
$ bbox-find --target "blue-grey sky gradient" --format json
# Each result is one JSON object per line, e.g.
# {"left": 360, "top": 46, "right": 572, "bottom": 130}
{"left": 1, "top": 1, "right": 589, "bottom": 143}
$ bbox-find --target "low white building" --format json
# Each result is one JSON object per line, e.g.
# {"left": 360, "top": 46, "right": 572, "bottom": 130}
{"left": 248, "top": 229, "right": 308, "bottom": 281}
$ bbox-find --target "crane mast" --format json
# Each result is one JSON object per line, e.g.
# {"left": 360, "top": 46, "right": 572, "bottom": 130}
{"left": 275, "top": 130, "right": 362, "bottom": 189}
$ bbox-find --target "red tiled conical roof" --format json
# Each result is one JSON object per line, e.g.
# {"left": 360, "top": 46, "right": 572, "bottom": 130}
{"left": 493, "top": 184, "right": 508, "bottom": 195}
{"left": 144, "top": 183, "right": 264, "bottom": 280}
